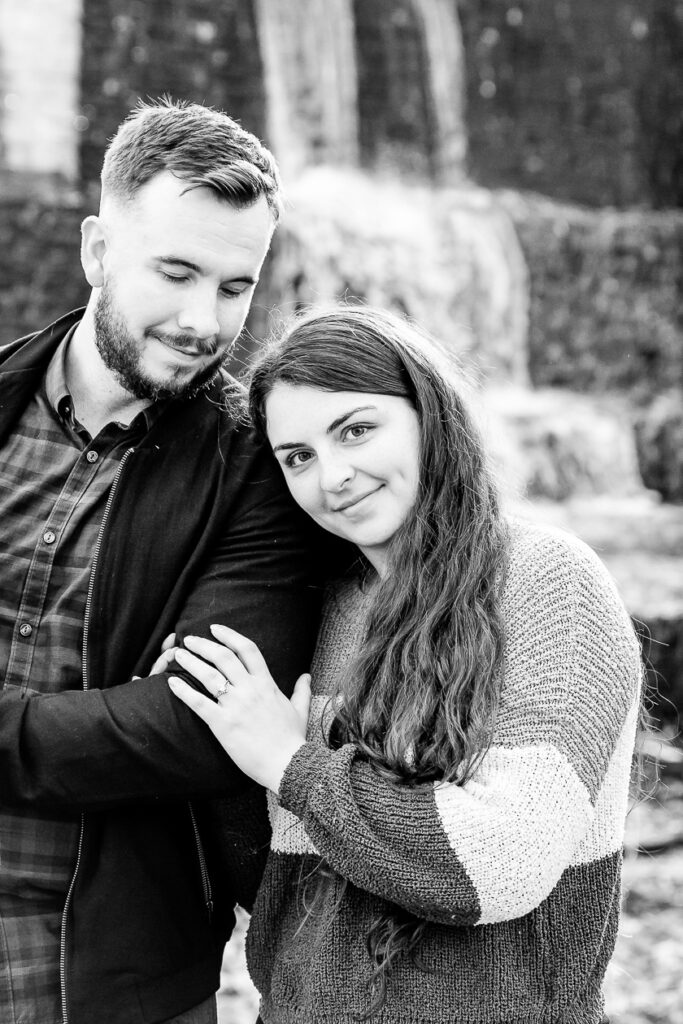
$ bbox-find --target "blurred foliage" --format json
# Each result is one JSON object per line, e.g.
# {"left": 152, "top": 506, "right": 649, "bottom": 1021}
{"left": 459, "top": 0, "right": 683, "bottom": 208}
{"left": 0, "top": 198, "right": 88, "bottom": 342}
{"left": 498, "top": 191, "right": 683, "bottom": 395}
{"left": 73, "top": 0, "right": 683, "bottom": 206}
{"left": 79, "top": 0, "right": 266, "bottom": 187}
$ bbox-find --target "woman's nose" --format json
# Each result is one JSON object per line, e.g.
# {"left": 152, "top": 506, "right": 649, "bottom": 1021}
{"left": 318, "top": 454, "right": 354, "bottom": 492}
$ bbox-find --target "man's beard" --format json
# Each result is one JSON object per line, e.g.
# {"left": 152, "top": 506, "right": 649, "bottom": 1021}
{"left": 93, "top": 281, "right": 227, "bottom": 402}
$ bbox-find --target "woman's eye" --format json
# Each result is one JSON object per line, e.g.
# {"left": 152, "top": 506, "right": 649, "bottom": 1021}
{"left": 285, "top": 450, "right": 313, "bottom": 469}
{"left": 343, "top": 423, "right": 370, "bottom": 440}
{"left": 161, "top": 272, "right": 187, "bottom": 284}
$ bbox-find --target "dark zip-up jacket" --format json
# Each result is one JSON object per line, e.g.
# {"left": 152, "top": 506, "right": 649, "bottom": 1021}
{"left": 0, "top": 310, "right": 322, "bottom": 1024}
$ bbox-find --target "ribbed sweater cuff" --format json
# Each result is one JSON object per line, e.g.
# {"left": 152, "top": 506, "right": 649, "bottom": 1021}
{"left": 278, "top": 741, "right": 330, "bottom": 817}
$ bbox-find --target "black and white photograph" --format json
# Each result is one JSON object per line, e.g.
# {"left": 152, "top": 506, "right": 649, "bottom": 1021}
{"left": 0, "top": 2, "right": 681, "bottom": 1023}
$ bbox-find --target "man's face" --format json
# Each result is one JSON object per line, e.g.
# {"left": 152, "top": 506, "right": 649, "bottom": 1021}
{"left": 93, "top": 171, "right": 274, "bottom": 401}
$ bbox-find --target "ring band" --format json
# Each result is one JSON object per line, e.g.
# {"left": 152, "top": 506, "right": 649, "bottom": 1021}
{"left": 215, "top": 683, "right": 231, "bottom": 699}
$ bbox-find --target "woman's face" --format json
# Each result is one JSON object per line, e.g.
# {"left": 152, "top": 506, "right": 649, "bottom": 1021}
{"left": 265, "top": 383, "right": 421, "bottom": 576}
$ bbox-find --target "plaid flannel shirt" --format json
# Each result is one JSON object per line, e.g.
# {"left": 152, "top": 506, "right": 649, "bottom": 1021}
{"left": 0, "top": 333, "right": 156, "bottom": 1024}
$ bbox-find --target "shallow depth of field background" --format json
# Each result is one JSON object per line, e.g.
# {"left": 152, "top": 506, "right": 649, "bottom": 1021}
{"left": 0, "top": 1, "right": 681, "bottom": 1020}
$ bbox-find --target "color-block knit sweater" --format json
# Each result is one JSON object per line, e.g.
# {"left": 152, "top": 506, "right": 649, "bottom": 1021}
{"left": 246, "top": 519, "right": 642, "bottom": 1024}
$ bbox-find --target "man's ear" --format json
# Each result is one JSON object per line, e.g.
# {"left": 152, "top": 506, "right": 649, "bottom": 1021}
{"left": 80, "top": 215, "right": 107, "bottom": 287}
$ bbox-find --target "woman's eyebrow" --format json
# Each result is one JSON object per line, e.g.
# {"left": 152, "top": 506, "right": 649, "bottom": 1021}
{"left": 272, "top": 441, "right": 304, "bottom": 453}
{"left": 271, "top": 406, "right": 377, "bottom": 454}
{"left": 326, "top": 406, "right": 376, "bottom": 433}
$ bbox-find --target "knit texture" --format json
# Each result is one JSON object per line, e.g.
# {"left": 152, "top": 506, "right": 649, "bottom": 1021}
{"left": 246, "top": 519, "right": 642, "bottom": 1023}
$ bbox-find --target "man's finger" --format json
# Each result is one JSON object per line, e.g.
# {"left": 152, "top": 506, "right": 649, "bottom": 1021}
{"left": 149, "top": 647, "right": 177, "bottom": 675}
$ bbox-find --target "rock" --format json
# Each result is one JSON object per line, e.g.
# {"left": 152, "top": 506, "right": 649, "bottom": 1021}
{"left": 634, "top": 390, "right": 683, "bottom": 504}
{"left": 483, "top": 387, "right": 644, "bottom": 501}
{"left": 514, "top": 496, "right": 683, "bottom": 723}
{"left": 218, "top": 908, "right": 258, "bottom": 1024}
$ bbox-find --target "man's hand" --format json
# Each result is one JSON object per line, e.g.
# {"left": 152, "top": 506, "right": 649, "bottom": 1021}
{"left": 133, "top": 634, "right": 177, "bottom": 679}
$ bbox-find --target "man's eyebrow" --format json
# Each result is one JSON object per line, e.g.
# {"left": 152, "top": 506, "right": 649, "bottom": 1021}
{"left": 156, "top": 256, "right": 257, "bottom": 285}
{"left": 157, "top": 256, "right": 202, "bottom": 273}
{"left": 272, "top": 407, "right": 376, "bottom": 454}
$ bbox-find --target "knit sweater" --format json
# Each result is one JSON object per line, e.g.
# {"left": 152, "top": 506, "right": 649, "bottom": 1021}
{"left": 246, "top": 519, "right": 642, "bottom": 1024}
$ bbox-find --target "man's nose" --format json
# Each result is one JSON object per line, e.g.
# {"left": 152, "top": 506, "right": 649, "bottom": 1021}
{"left": 176, "top": 290, "right": 220, "bottom": 344}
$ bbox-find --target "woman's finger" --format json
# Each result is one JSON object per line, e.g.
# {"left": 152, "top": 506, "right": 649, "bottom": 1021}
{"left": 183, "top": 634, "right": 253, "bottom": 684}
{"left": 175, "top": 647, "right": 238, "bottom": 695}
{"left": 160, "top": 632, "right": 177, "bottom": 652}
{"left": 168, "top": 677, "right": 221, "bottom": 727}
{"left": 209, "top": 623, "right": 269, "bottom": 675}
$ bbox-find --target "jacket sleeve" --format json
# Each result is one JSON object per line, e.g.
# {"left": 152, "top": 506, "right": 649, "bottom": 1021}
{"left": 275, "top": 530, "right": 643, "bottom": 926}
{"left": 192, "top": 784, "right": 272, "bottom": 915}
{"left": 0, "top": 442, "right": 323, "bottom": 810}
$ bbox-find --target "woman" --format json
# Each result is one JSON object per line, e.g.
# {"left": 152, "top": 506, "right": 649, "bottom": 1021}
{"left": 168, "top": 306, "right": 642, "bottom": 1023}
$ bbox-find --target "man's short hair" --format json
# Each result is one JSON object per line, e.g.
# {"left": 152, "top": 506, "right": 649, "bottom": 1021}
{"left": 101, "top": 97, "right": 282, "bottom": 221}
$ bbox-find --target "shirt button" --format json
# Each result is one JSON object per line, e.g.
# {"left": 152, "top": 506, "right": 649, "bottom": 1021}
{"left": 86, "top": 450, "right": 99, "bottom": 463}
{"left": 19, "top": 623, "right": 33, "bottom": 637}
{"left": 43, "top": 530, "right": 56, "bottom": 545}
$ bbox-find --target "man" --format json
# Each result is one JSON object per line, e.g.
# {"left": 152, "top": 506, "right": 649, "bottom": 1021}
{"left": 0, "top": 100, "right": 320, "bottom": 1024}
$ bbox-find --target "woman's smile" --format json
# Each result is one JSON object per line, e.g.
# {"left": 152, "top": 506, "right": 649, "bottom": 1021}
{"left": 330, "top": 485, "right": 384, "bottom": 514}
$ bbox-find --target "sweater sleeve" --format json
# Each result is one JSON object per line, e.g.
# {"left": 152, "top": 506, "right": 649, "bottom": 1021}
{"left": 277, "top": 525, "right": 642, "bottom": 927}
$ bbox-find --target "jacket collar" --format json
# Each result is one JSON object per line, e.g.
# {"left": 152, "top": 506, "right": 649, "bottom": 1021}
{"left": 0, "top": 309, "right": 86, "bottom": 447}
{"left": 0, "top": 309, "right": 237, "bottom": 449}
{"left": 0, "top": 307, "right": 86, "bottom": 374}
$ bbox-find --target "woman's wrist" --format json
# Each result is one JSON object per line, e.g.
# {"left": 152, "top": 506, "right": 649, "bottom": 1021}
{"left": 266, "top": 739, "right": 308, "bottom": 795}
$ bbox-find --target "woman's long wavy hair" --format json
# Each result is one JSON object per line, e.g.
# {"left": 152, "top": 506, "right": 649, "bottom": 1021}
{"left": 248, "top": 306, "right": 510, "bottom": 1015}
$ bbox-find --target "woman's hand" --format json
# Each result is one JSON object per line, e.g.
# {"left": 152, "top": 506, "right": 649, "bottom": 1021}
{"left": 168, "top": 624, "right": 311, "bottom": 793}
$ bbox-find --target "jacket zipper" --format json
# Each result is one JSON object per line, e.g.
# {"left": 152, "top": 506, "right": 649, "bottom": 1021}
{"left": 189, "top": 803, "right": 214, "bottom": 917}
{"left": 59, "top": 447, "right": 135, "bottom": 1024}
